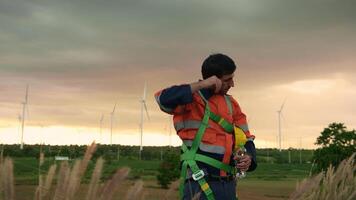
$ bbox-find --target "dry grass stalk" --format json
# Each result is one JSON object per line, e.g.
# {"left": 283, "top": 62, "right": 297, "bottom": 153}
{"left": 124, "top": 180, "right": 144, "bottom": 200}
{"left": 53, "top": 142, "right": 97, "bottom": 200}
{"left": 290, "top": 173, "right": 323, "bottom": 200}
{"left": 53, "top": 161, "right": 70, "bottom": 200}
{"left": 289, "top": 153, "right": 356, "bottom": 200}
{"left": 1, "top": 158, "right": 14, "bottom": 200}
{"left": 68, "top": 142, "right": 96, "bottom": 199}
{"left": 65, "top": 160, "right": 82, "bottom": 199}
{"left": 163, "top": 179, "right": 180, "bottom": 200}
{"left": 41, "top": 164, "right": 57, "bottom": 199}
{"left": 2, "top": 142, "right": 136, "bottom": 200}
{"left": 85, "top": 157, "right": 104, "bottom": 200}
{"left": 99, "top": 167, "right": 130, "bottom": 200}
{"left": 79, "top": 142, "right": 97, "bottom": 178}
{"left": 35, "top": 150, "right": 45, "bottom": 200}
{"left": 34, "top": 174, "right": 43, "bottom": 200}
{"left": 39, "top": 152, "right": 45, "bottom": 167}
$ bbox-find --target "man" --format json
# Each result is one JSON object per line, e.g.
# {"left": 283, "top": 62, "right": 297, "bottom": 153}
{"left": 155, "top": 53, "right": 257, "bottom": 200}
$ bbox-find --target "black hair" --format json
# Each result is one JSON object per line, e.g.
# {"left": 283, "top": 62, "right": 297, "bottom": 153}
{"left": 201, "top": 53, "right": 237, "bottom": 79}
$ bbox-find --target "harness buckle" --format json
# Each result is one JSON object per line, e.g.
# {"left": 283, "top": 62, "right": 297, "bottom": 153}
{"left": 192, "top": 170, "right": 205, "bottom": 181}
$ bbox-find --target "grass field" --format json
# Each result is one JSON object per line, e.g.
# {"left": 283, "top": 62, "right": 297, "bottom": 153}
{"left": 10, "top": 157, "right": 311, "bottom": 199}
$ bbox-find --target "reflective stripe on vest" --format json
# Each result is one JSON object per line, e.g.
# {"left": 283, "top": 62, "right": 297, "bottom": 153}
{"left": 238, "top": 124, "right": 249, "bottom": 133}
{"left": 183, "top": 140, "right": 225, "bottom": 155}
{"left": 174, "top": 120, "right": 210, "bottom": 132}
{"left": 224, "top": 95, "right": 233, "bottom": 116}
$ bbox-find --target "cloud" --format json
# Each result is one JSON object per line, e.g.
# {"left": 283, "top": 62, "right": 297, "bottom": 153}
{"left": 0, "top": 0, "right": 355, "bottom": 147}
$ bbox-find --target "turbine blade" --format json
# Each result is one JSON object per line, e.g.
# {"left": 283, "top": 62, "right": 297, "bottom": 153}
{"left": 144, "top": 102, "right": 150, "bottom": 121}
{"left": 25, "top": 84, "right": 29, "bottom": 103}
{"left": 280, "top": 98, "right": 287, "bottom": 112}
{"left": 281, "top": 112, "right": 286, "bottom": 124}
{"left": 112, "top": 103, "right": 117, "bottom": 113}
{"left": 26, "top": 104, "right": 30, "bottom": 120}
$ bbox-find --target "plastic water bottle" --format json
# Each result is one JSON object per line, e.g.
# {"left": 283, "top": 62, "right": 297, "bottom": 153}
{"left": 235, "top": 148, "right": 247, "bottom": 179}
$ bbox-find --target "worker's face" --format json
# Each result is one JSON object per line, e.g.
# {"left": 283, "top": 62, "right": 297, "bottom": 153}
{"left": 219, "top": 73, "right": 235, "bottom": 94}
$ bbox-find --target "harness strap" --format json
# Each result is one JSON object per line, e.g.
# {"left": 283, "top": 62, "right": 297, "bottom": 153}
{"left": 178, "top": 91, "right": 236, "bottom": 200}
{"left": 209, "top": 112, "right": 234, "bottom": 133}
{"left": 180, "top": 145, "right": 233, "bottom": 174}
{"left": 179, "top": 99, "right": 214, "bottom": 200}
{"left": 204, "top": 92, "right": 234, "bottom": 133}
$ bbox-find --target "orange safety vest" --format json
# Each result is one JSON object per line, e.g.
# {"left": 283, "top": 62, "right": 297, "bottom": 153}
{"left": 156, "top": 89, "right": 255, "bottom": 176}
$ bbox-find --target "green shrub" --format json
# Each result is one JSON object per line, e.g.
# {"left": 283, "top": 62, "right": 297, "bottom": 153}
{"left": 156, "top": 150, "right": 180, "bottom": 188}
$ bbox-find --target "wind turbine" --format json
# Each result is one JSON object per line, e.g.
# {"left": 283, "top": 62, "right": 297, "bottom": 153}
{"left": 110, "top": 104, "right": 117, "bottom": 145}
{"left": 277, "top": 99, "right": 286, "bottom": 152}
{"left": 139, "top": 83, "right": 150, "bottom": 160}
{"left": 17, "top": 114, "right": 22, "bottom": 141}
{"left": 20, "top": 85, "right": 29, "bottom": 150}
{"left": 99, "top": 114, "right": 104, "bottom": 144}
{"left": 163, "top": 116, "right": 172, "bottom": 147}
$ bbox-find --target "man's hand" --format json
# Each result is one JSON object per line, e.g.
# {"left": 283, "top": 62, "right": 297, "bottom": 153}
{"left": 190, "top": 76, "right": 222, "bottom": 93}
{"left": 234, "top": 154, "right": 252, "bottom": 172}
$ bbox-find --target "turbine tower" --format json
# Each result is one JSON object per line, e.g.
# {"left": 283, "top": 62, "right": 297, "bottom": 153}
{"left": 139, "top": 83, "right": 150, "bottom": 160}
{"left": 20, "top": 85, "right": 29, "bottom": 150}
{"left": 110, "top": 104, "right": 117, "bottom": 145}
{"left": 277, "top": 99, "right": 286, "bottom": 152}
{"left": 18, "top": 114, "right": 22, "bottom": 141}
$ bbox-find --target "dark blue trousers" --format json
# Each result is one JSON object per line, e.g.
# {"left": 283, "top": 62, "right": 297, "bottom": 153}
{"left": 183, "top": 179, "right": 238, "bottom": 200}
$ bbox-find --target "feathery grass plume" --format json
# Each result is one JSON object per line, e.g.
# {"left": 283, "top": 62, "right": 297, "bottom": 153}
{"left": 67, "top": 142, "right": 97, "bottom": 199}
{"left": 80, "top": 142, "right": 97, "bottom": 178}
{"left": 51, "top": 142, "right": 97, "bottom": 200}
{"left": 2, "top": 158, "right": 14, "bottom": 200}
{"left": 65, "top": 159, "right": 82, "bottom": 199}
{"left": 289, "top": 153, "right": 356, "bottom": 200}
{"left": 124, "top": 180, "right": 144, "bottom": 200}
{"left": 35, "top": 150, "right": 45, "bottom": 200}
{"left": 85, "top": 157, "right": 104, "bottom": 200}
{"left": 41, "top": 164, "right": 57, "bottom": 199}
{"left": 290, "top": 173, "right": 323, "bottom": 200}
{"left": 53, "top": 161, "right": 70, "bottom": 200}
{"left": 39, "top": 152, "right": 45, "bottom": 167}
{"left": 99, "top": 167, "right": 130, "bottom": 200}
{"left": 163, "top": 179, "right": 180, "bottom": 200}
{"left": 34, "top": 174, "right": 43, "bottom": 200}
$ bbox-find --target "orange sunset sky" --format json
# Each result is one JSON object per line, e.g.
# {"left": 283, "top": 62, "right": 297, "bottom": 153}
{"left": 1, "top": 0, "right": 355, "bottom": 149}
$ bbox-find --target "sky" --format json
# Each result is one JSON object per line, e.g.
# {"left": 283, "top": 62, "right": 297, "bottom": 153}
{"left": 0, "top": 0, "right": 355, "bottom": 149}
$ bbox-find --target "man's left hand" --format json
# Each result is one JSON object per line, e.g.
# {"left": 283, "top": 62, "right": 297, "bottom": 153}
{"left": 234, "top": 154, "right": 252, "bottom": 172}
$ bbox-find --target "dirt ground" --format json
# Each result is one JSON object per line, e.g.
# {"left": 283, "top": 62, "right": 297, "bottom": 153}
{"left": 14, "top": 179, "right": 295, "bottom": 200}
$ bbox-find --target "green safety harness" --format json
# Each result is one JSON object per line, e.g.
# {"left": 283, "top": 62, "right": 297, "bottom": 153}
{"left": 179, "top": 91, "right": 236, "bottom": 200}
